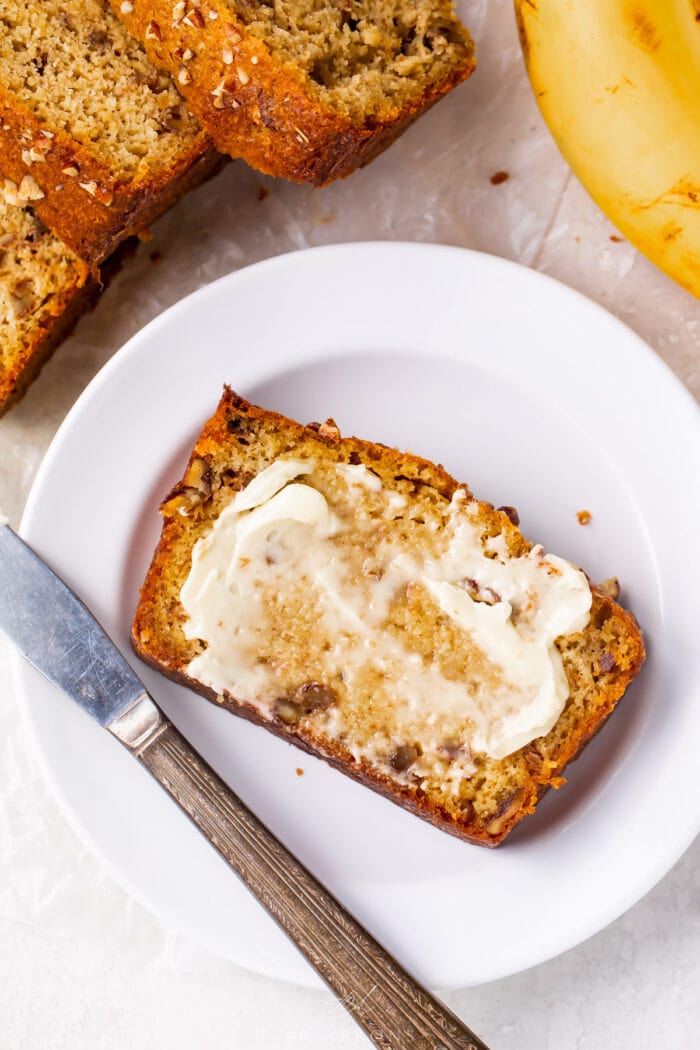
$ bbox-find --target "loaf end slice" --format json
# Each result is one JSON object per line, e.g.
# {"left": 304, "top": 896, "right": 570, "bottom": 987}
{"left": 132, "top": 389, "right": 646, "bottom": 846}
{"left": 0, "top": 199, "right": 102, "bottom": 416}
{"left": 0, "top": 0, "right": 222, "bottom": 264}
{"left": 112, "top": 0, "right": 475, "bottom": 185}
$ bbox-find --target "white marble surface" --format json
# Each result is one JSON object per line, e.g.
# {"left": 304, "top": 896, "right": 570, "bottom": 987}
{"left": 1, "top": 1, "right": 699, "bottom": 1047}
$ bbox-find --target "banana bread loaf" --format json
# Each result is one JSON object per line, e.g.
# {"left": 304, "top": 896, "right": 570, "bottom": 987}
{"left": 132, "top": 390, "right": 646, "bottom": 846}
{"left": 0, "top": 0, "right": 222, "bottom": 265}
{"left": 0, "top": 199, "right": 99, "bottom": 415}
{"left": 110, "top": 0, "right": 475, "bottom": 185}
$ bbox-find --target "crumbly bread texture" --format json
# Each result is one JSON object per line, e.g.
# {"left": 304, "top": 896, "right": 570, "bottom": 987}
{"left": 0, "top": 198, "right": 99, "bottom": 415}
{"left": 0, "top": 1, "right": 222, "bottom": 264}
{"left": 133, "top": 390, "right": 646, "bottom": 847}
{"left": 111, "top": 0, "right": 475, "bottom": 185}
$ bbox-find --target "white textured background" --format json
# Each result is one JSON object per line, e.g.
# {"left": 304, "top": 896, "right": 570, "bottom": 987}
{"left": 1, "top": 2, "right": 699, "bottom": 1047}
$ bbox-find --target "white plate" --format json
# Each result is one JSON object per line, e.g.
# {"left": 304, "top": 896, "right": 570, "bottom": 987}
{"left": 16, "top": 243, "right": 700, "bottom": 990}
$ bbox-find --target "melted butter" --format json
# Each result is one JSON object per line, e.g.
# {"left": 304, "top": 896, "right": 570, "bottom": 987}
{"left": 181, "top": 459, "right": 592, "bottom": 767}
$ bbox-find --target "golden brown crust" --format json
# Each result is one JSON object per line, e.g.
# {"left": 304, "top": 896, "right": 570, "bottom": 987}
{"left": 110, "top": 1, "right": 476, "bottom": 185}
{"left": 132, "top": 389, "right": 646, "bottom": 846}
{"left": 0, "top": 92, "right": 223, "bottom": 265}
{"left": 0, "top": 265, "right": 93, "bottom": 415}
{"left": 0, "top": 239, "right": 134, "bottom": 417}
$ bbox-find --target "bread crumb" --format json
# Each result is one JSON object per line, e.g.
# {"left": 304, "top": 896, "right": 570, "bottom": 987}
{"left": 489, "top": 171, "right": 509, "bottom": 185}
{"left": 610, "top": 235, "right": 623, "bottom": 243}
{"left": 576, "top": 509, "right": 592, "bottom": 525}
{"left": 296, "top": 767, "right": 304, "bottom": 776}
{"left": 257, "top": 185, "right": 269, "bottom": 202}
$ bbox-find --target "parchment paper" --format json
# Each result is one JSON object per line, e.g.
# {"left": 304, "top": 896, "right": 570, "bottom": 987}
{"left": 0, "top": 0, "right": 698, "bottom": 979}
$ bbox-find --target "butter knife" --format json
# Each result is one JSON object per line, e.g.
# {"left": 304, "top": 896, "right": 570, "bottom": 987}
{"left": 0, "top": 523, "right": 490, "bottom": 1050}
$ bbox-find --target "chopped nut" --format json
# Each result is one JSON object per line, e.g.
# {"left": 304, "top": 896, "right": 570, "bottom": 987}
{"left": 251, "top": 54, "right": 258, "bottom": 65}
{"left": 184, "top": 457, "right": 212, "bottom": 499}
{"left": 79, "top": 180, "right": 113, "bottom": 205}
{"left": 120, "top": 1, "right": 134, "bottom": 13}
{"left": 208, "top": 9, "right": 219, "bottom": 18}
{"left": 294, "top": 125, "right": 310, "bottom": 145}
{"left": 62, "top": 165, "right": 79, "bottom": 177}
{"left": 599, "top": 652, "right": 616, "bottom": 673}
{"left": 212, "top": 95, "right": 226, "bottom": 109}
{"left": 183, "top": 8, "right": 205, "bottom": 28}
{"left": 598, "top": 577, "right": 620, "bottom": 600}
{"left": 458, "top": 798, "right": 476, "bottom": 822}
{"left": 2, "top": 179, "right": 20, "bottom": 206}
{"left": 484, "top": 791, "right": 524, "bottom": 837}
{"left": 498, "top": 505, "right": 520, "bottom": 526}
{"left": 172, "top": 0, "right": 186, "bottom": 25}
{"left": 318, "top": 418, "right": 340, "bottom": 441}
{"left": 178, "top": 65, "right": 192, "bottom": 85}
{"left": 236, "top": 64, "right": 249, "bottom": 84}
{"left": 225, "top": 23, "right": 241, "bottom": 41}
{"left": 18, "top": 175, "right": 45, "bottom": 202}
{"left": 222, "top": 47, "right": 234, "bottom": 65}
{"left": 145, "top": 20, "right": 162, "bottom": 40}
{"left": 523, "top": 744, "right": 544, "bottom": 774}
{"left": 294, "top": 682, "right": 337, "bottom": 713}
{"left": 32, "top": 133, "right": 54, "bottom": 157}
{"left": 391, "top": 745, "right": 419, "bottom": 772}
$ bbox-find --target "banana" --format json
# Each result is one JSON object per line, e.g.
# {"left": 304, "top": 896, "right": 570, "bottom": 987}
{"left": 515, "top": 0, "right": 700, "bottom": 299}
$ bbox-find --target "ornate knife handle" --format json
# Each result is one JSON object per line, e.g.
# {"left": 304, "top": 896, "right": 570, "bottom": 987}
{"left": 110, "top": 694, "right": 490, "bottom": 1050}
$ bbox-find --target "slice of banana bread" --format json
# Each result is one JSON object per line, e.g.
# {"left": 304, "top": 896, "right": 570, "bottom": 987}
{"left": 0, "top": 198, "right": 101, "bottom": 415}
{"left": 110, "top": 0, "right": 475, "bottom": 185}
{"left": 0, "top": 1, "right": 222, "bottom": 265}
{"left": 133, "top": 389, "right": 645, "bottom": 847}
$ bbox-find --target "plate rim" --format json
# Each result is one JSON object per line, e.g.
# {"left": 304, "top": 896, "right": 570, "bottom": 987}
{"left": 14, "top": 241, "right": 700, "bottom": 990}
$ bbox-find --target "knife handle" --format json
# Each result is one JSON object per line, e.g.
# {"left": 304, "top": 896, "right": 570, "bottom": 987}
{"left": 109, "top": 694, "right": 489, "bottom": 1050}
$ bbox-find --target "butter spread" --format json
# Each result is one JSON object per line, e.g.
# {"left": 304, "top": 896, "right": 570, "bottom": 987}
{"left": 181, "top": 459, "right": 592, "bottom": 771}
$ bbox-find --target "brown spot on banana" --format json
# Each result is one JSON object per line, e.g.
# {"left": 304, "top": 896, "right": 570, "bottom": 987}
{"left": 625, "top": 5, "right": 663, "bottom": 51}
{"left": 662, "top": 224, "right": 684, "bottom": 243}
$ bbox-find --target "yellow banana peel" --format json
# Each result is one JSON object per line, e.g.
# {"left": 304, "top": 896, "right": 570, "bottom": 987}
{"left": 515, "top": 0, "right": 700, "bottom": 299}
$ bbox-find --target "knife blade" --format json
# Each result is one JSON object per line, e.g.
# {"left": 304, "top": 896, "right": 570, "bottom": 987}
{"left": 0, "top": 524, "right": 144, "bottom": 725}
{"left": 0, "top": 522, "right": 490, "bottom": 1050}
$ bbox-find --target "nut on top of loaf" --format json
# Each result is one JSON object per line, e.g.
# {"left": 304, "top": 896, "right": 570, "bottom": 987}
{"left": 111, "top": 0, "right": 476, "bottom": 182}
